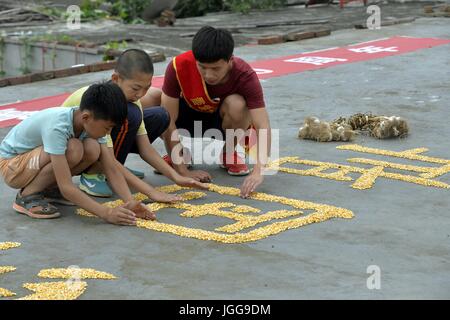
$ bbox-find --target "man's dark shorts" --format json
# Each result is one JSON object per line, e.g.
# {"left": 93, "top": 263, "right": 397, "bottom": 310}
{"left": 175, "top": 98, "right": 225, "bottom": 140}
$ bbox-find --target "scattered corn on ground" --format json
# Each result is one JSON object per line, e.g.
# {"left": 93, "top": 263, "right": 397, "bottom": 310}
{"left": 0, "top": 288, "right": 16, "bottom": 298}
{"left": 18, "top": 281, "right": 87, "bottom": 300}
{"left": 0, "top": 266, "right": 16, "bottom": 274}
{"left": 0, "top": 242, "right": 20, "bottom": 299}
{"left": 0, "top": 242, "right": 21, "bottom": 250}
{"left": 38, "top": 268, "right": 117, "bottom": 280}
{"left": 77, "top": 183, "right": 354, "bottom": 243}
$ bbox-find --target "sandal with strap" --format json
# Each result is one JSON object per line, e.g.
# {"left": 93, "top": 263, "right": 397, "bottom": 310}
{"left": 42, "top": 187, "right": 74, "bottom": 206}
{"left": 13, "top": 192, "right": 61, "bottom": 219}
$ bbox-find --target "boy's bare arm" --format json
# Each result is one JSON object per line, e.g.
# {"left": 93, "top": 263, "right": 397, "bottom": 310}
{"left": 104, "top": 147, "right": 182, "bottom": 203}
{"left": 240, "top": 107, "right": 272, "bottom": 198}
{"left": 135, "top": 135, "right": 209, "bottom": 190}
{"left": 249, "top": 107, "right": 272, "bottom": 171}
{"left": 135, "top": 134, "right": 179, "bottom": 180}
{"left": 51, "top": 154, "right": 136, "bottom": 225}
{"left": 161, "top": 93, "right": 211, "bottom": 182}
{"left": 98, "top": 144, "right": 134, "bottom": 202}
{"left": 161, "top": 93, "right": 186, "bottom": 171}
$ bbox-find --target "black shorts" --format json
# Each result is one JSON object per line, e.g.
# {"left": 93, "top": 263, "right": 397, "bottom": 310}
{"left": 175, "top": 98, "right": 225, "bottom": 140}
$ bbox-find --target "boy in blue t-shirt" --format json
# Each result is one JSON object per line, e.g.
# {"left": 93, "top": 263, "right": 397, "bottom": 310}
{"left": 0, "top": 83, "right": 155, "bottom": 225}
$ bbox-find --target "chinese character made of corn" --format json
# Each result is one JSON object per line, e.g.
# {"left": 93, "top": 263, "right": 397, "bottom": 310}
{"left": 77, "top": 184, "right": 354, "bottom": 244}
{"left": 268, "top": 144, "right": 450, "bottom": 190}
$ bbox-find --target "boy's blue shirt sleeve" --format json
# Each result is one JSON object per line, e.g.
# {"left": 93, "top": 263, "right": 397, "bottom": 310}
{"left": 42, "top": 127, "right": 72, "bottom": 155}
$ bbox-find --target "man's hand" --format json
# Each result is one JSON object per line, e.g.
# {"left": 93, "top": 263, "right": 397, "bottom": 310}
{"left": 123, "top": 200, "right": 156, "bottom": 221}
{"left": 148, "top": 189, "right": 183, "bottom": 203}
{"left": 174, "top": 175, "right": 209, "bottom": 190}
{"left": 103, "top": 207, "right": 137, "bottom": 226}
{"left": 240, "top": 170, "right": 265, "bottom": 198}
{"left": 182, "top": 169, "right": 212, "bottom": 183}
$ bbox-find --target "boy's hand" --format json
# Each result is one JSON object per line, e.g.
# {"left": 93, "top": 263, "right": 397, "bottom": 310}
{"left": 182, "top": 170, "right": 212, "bottom": 183}
{"left": 148, "top": 190, "right": 182, "bottom": 203}
{"left": 104, "top": 207, "right": 137, "bottom": 226}
{"left": 174, "top": 175, "right": 209, "bottom": 190}
{"left": 124, "top": 200, "right": 156, "bottom": 221}
{"left": 240, "top": 171, "right": 264, "bottom": 199}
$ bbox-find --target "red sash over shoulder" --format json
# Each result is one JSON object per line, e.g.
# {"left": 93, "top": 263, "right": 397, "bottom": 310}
{"left": 173, "top": 50, "right": 220, "bottom": 113}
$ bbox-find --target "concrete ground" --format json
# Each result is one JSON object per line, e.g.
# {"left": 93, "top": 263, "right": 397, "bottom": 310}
{"left": 0, "top": 17, "right": 449, "bottom": 300}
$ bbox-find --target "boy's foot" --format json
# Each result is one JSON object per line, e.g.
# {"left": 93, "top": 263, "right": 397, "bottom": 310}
{"left": 79, "top": 173, "right": 113, "bottom": 198}
{"left": 13, "top": 192, "right": 60, "bottom": 219}
{"left": 219, "top": 151, "right": 250, "bottom": 176}
{"left": 42, "top": 187, "right": 74, "bottom": 206}
{"left": 126, "top": 167, "right": 145, "bottom": 179}
{"left": 154, "top": 150, "right": 193, "bottom": 175}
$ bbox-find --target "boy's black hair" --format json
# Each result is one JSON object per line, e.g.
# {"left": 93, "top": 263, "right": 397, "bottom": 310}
{"left": 192, "top": 26, "right": 234, "bottom": 63}
{"left": 80, "top": 82, "right": 128, "bottom": 126}
{"left": 115, "top": 48, "right": 154, "bottom": 79}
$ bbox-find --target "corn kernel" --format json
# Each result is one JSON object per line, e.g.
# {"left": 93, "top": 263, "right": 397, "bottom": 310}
{"left": 18, "top": 281, "right": 87, "bottom": 300}
{"left": 0, "top": 287, "right": 16, "bottom": 298}
{"left": 0, "top": 266, "right": 16, "bottom": 275}
{"left": 0, "top": 242, "right": 21, "bottom": 250}
{"left": 38, "top": 268, "right": 117, "bottom": 280}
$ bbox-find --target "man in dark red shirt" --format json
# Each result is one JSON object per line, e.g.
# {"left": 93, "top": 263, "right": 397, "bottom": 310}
{"left": 152, "top": 26, "right": 272, "bottom": 198}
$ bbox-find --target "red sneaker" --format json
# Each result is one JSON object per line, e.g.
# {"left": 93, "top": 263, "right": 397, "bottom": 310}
{"left": 220, "top": 151, "right": 250, "bottom": 176}
{"left": 154, "top": 151, "right": 192, "bottom": 174}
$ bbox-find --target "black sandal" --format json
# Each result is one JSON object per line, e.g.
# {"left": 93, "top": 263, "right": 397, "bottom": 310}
{"left": 42, "top": 188, "right": 74, "bottom": 206}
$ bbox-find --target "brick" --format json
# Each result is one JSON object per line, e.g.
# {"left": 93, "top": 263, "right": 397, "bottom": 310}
{"left": 0, "top": 78, "right": 10, "bottom": 87}
{"left": 423, "top": 5, "right": 434, "bottom": 13}
{"left": 284, "top": 31, "right": 315, "bottom": 42}
{"left": 81, "top": 41, "right": 97, "bottom": 48}
{"left": 395, "top": 17, "right": 416, "bottom": 24}
{"left": 314, "top": 28, "right": 331, "bottom": 38}
{"left": 54, "top": 68, "right": 75, "bottom": 78}
{"left": 149, "top": 52, "right": 166, "bottom": 63}
{"left": 257, "top": 35, "right": 285, "bottom": 45}
{"left": 439, "top": 4, "right": 450, "bottom": 13}
{"left": 100, "top": 48, "right": 122, "bottom": 58}
{"left": 30, "top": 71, "right": 55, "bottom": 82}
{"left": 381, "top": 20, "right": 396, "bottom": 26}
{"left": 89, "top": 61, "right": 117, "bottom": 72}
{"left": 354, "top": 22, "right": 366, "bottom": 29}
{"left": 7, "top": 75, "right": 32, "bottom": 86}
{"left": 429, "top": 11, "right": 450, "bottom": 17}
{"left": 54, "top": 65, "right": 90, "bottom": 78}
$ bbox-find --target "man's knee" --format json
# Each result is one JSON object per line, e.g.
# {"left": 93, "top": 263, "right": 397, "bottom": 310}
{"left": 82, "top": 138, "right": 101, "bottom": 164}
{"left": 221, "top": 95, "right": 247, "bottom": 120}
{"left": 66, "top": 139, "right": 84, "bottom": 166}
{"left": 144, "top": 107, "right": 171, "bottom": 137}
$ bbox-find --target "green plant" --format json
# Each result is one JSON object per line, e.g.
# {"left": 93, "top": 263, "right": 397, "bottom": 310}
{"left": 174, "top": 0, "right": 286, "bottom": 17}
{"left": 0, "top": 36, "right": 5, "bottom": 77}
{"left": 110, "top": 0, "right": 150, "bottom": 24}
{"left": 102, "top": 40, "right": 128, "bottom": 61}
{"left": 79, "top": 0, "right": 109, "bottom": 20}
{"left": 51, "top": 42, "right": 57, "bottom": 69}
{"left": 174, "top": 0, "right": 225, "bottom": 18}
{"left": 19, "top": 37, "right": 33, "bottom": 75}
{"left": 31, "top": 34, "right": 75, "bottom": 45}
{"left": 225, "top": 0, "right": 252, "bottom": 14}
{"left": 35, "top": 6, "right": 66, "bottom": 19}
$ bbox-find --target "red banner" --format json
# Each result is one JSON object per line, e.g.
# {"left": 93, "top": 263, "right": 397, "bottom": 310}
{"left": 1, "top": 36, "right": 449, "bottom": 128}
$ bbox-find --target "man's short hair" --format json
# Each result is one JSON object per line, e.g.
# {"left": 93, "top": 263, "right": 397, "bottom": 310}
{"left": 80, "top": 82, "right": 128, "bottom": 126}
{"left": 115, "top": 48, "right": 154, "bottom": 79}
{"left": 192, "top": 26, "right": 234, "bottom": 63}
